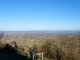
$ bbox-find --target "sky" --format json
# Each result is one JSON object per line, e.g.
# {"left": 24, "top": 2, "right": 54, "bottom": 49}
{"left": 0, "top": 0, "right": 80, "bottom": 31}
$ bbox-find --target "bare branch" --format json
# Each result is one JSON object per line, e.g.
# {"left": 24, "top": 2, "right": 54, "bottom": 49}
{"left": 0, "top": 31, "right": 4, "bottom": 39}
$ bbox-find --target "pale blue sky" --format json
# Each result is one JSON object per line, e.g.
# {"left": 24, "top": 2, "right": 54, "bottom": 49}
{"left": 0, "top": 0, "right": 80, "bottom": 31}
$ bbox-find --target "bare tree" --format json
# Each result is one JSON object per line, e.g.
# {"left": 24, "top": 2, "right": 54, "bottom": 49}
{"left": 0, "top": 31, "right": 4, "bottom": 39}
{"left": 0, "top": 31, "right": 4, "bottom": 48}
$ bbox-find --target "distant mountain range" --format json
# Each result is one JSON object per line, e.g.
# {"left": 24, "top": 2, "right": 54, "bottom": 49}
{"left": 1, "top": 30, "right": 80, "bottom": 34}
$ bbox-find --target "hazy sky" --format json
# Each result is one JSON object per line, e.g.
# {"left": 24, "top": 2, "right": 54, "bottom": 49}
{"left": 0, "top": 0, "right": 80, "bottom": 31}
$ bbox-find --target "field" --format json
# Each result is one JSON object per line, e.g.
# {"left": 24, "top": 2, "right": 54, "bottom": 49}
{"left": 0, "top": 31, "right": 80, "bottom": 60}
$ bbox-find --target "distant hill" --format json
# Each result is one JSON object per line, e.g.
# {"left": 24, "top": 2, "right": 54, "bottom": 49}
{"left": 2, "top": 30, "right": 80, "bottom": 34}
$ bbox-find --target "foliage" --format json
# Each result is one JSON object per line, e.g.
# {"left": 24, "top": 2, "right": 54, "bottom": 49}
{"left": 0, "top": 32, "right": 80, "bottom": 60}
